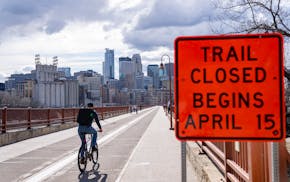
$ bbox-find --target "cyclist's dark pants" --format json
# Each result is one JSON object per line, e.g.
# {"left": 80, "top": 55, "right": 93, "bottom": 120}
{"left": 78, "top": 125, "right": 97, "bottom": 157}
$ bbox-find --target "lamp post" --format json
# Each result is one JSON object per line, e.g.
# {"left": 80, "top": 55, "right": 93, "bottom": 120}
{"left": 161, "top": 54, "right": 174, "bottom": 130}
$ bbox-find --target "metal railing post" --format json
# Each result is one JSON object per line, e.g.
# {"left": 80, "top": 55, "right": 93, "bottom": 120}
{"left": 47, "top": 108, "right": 50, "bottom": 126}
{"left": 2, "top": 107, "right": 7, "bottom": 133}
{"left": 278, "top": 141, "right": 288, "bottom": 182}
{"left": 73, "top": 108, "right": 78, "bottom": 122}
{"left": 61, "top": 108, "right": 65, "bottom": 124}
{"left": 248, "top": 142, "right": 266, "bottom": 182}
{"left": 73, "top": 108, "right": 76, "bottom": 122}
{"left": 224, "top": 142, "right": 231, "bottom": 180}
{"left": 27, "top": 107, "right": 31, "bottom": 129}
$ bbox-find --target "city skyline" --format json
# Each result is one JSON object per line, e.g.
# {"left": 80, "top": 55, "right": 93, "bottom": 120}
{"left": 0, "top": 52, "right": 155, "bottom": 83}
{"left": 0, "top": 0, "right": 218, "bottom": 83}
{"left": 1, "top": 51, "right": 173, "bottom": 107}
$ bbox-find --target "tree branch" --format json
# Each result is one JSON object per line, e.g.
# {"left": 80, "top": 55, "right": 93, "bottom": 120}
{"left": 285, "top": 68, "right": 290, "bottom": 81}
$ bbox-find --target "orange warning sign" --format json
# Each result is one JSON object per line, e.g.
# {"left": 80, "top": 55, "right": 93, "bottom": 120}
{"left": 175, "top": 33, "right": 285, "bottom": 141}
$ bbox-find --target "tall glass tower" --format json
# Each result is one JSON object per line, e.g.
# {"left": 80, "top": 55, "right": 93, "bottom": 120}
{"left": 103, "top": 48, "right": 114, "bottom": 83}
{"left": 147, "top": 64, "right": 159, "bottom": 89}
{"left": 132, "top": 54, "right": 143, "bottom": 89}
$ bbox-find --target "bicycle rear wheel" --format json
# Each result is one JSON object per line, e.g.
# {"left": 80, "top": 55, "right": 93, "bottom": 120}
{"left": 77, "top": 147, "right": 87, "bottom": 172}
{"left": 92, "top": 145, "right": 98, "bottom": 164}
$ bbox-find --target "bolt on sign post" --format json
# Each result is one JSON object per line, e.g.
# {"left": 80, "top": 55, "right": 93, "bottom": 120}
{"left": 174, "top": 33, "right": 285, "bottom": 141}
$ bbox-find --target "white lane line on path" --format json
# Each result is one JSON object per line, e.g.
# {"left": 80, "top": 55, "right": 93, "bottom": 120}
{"left": 100, "top": 107, "right": 152, "bottom": 126}
{"left": 104, "top": 107, "right": 151, "bottom": 121}
{"left": 22, "top": 107, "right": 157, "bottom": 182}
{"left": 115, "top": 107, "right": 160, "bottom": 182}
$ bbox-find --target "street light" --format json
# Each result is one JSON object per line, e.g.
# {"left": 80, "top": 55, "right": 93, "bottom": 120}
{"left": 161, "top": 54, "right": 174, "bottom": 130}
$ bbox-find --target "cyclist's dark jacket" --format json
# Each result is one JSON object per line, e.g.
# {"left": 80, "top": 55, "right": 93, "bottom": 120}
{"left": 77, "top": 108, "right": 102, "bottom": 129}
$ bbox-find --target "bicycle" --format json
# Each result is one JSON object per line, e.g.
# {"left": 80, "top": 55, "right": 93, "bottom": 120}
{"left": 77, "top": 133, "right": 99, "bottom": 172}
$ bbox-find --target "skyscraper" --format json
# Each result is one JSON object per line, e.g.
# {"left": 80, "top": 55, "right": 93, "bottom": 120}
{"left": 0, "top": 83, "right": 4, "bottom": 91}
{"left": 103, "top": 48, "right": 115, "bottom": 83}
{"left": 119, "top": 57, "right": 135, "bottom": 89}
{"left": 165, "top": 63, "right": 174, "bottom": 79}
{"left": 147, "top": 64, "right": 159, "bottom": 89}
{"left": 132, "top": 54, "right": 142, "bottom": 75}
{"left": 132, "top": 54, "right": 144, "bottom": 89}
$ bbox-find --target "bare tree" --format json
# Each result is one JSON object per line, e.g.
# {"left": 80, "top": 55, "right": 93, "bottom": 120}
{"left": 0, "top": 91, "right": 40, "bottom": 108}
{"left": 212, "top": 0, "right": 290, "bottom": 78}
{"left": 212, "top": 0, "right": 290, "bottom": 35}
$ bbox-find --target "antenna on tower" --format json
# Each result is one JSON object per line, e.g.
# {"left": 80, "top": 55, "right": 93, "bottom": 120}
{"left": 53, "top": 56, "right": 58, "bottom": 66}
{"left": 35, "top": 54, "right": 41, "bottom": 65}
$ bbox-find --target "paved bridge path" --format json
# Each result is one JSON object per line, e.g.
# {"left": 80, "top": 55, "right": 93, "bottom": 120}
{"left": 0, "top": 106, "right": 197, "bottom": 182}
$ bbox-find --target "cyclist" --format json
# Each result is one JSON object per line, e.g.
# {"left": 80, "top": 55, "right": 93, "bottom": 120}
{"left": 77, "top": 103, "right": 103, "bottom": 162}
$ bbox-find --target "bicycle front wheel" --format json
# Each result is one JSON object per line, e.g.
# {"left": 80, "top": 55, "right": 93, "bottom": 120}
{"left": 92, "top": 146, "right": 98, "bottom": 164}
{"left": 77, "top": 147, "right": 87, "bottom": 172}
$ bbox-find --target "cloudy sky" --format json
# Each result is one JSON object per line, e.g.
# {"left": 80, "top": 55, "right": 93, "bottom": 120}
{"left": 0, "top": 0, "right": 219, "bottom": 82}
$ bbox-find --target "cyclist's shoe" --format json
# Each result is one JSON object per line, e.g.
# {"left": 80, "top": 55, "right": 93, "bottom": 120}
{"left": 92, "top": 146, "right": 98, "bottom": 151}
{"left": 80, "top": 157, "right": 85, "bottom": 164}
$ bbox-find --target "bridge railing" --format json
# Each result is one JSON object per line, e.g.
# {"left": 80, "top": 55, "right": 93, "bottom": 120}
{"left": 197, "top": 141, "right": 251, "bottom": 181}
{"left": 0, "top": 106, "right": 129, "bottom": 133}
{"left": 166, "top": 108, "right": 289, "bottom": 181}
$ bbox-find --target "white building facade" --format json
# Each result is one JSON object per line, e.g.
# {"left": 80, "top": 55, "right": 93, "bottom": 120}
{"left": 33, "top": 63, "right": 79, "bottom": 107}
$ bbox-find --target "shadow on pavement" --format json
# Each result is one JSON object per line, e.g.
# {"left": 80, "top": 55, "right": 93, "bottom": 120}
{"left": 78, "top": 163, "right": 107, "bottom": 182}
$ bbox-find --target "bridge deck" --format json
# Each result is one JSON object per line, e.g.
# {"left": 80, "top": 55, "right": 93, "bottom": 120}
{"left": 0, "top": 106, "right": 201, "bottom": 181}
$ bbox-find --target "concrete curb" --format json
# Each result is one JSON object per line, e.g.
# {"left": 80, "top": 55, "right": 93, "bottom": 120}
{"left": 186, "top": 142, "right": 225, "bottom": 182}
{"left": 0, "top": 122, "right": 77, "bottom": 147}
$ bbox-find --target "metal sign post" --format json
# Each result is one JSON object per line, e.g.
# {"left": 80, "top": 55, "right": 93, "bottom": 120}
{"left": 181, "top": 141, "right": 186, "bottom": 182}
{"left": 272, "top": 142, "right": 279, "bottom": 182}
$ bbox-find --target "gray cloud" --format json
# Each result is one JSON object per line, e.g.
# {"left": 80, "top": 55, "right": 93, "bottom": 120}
{"left": 124, "top": 21, "right": 211, "bottom": 50}
{"left": 45, "top": 20, "right": 66, "bottom": 34}
{"left": 124, "top": 28, "right": 171, "bottom": 50}
{"left": 123, "top": 0, "right": 217, "bottom": 50}
{"left": 0, "top": 0, "right": 218, "bottom": 52}
{"left": 0, "top": 0, "right": 109, "bottom": 37}
{"left": 22, "top": 66, "right": 34, "bottom": 73}
{"left": 136, "top": 0, "right": 215, "bottom": 29}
